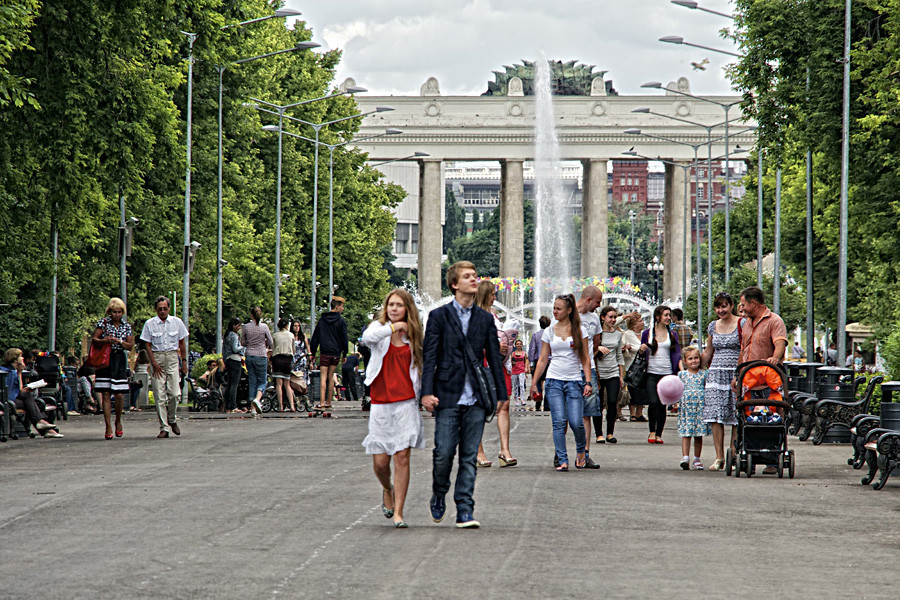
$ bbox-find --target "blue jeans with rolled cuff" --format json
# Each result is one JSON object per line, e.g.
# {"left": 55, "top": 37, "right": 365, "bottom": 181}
{"left": 545, "top": 378, "right": 586, "bottom": 465}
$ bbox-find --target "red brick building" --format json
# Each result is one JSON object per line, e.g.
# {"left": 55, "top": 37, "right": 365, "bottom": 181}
{"left": 612, "top": 160, "right": 648, "bottom": 206}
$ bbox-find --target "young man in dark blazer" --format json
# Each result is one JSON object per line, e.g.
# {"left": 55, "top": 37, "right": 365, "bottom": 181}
{"left": 421, "top": 261, "right": 507, "bottom": 528}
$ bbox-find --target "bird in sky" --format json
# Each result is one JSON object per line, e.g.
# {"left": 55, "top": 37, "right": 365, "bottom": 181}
{"left": 691, "top": 58, "right": 709, "bottom": 71}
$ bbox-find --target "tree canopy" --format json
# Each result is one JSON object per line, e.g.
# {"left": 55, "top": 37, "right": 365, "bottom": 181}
{"left": 0, "top": 0, "right": 404, "bottom": 352}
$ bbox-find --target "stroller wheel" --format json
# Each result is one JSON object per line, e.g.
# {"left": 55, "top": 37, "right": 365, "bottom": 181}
{"left": 746, "top": 456, "right": 754, "bottom": 478}
{"left": 777, "top": 454, "right": 785, "bottom": 478}
{"left": 725, "top": 448, "right": 733, "bottom": 476}
{"left": 788, "top": 449, "right": 796, "bottom": 479}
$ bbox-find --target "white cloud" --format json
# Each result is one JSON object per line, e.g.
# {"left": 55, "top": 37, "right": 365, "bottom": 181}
{"left": 285, "top": 0, "right": 740, "bottom": 96}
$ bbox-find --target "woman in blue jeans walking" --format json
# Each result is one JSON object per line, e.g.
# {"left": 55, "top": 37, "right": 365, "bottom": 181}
{"left": 240, "top": 306, "right": 272, "bottom": 417}
{"left": 529, "top": 294, "right": 593, "bottom": 471}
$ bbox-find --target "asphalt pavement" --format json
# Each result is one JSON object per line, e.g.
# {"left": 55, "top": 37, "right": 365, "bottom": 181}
{"left": 1, "top": 404, "right": 898, "bottom": 599}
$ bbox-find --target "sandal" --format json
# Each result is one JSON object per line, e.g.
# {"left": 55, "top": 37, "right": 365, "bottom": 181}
{"left": 498, "top": 454, "right": 517, "bottom": 467}
{"left": 693, "top": 459, "right": 704, "bottom": 470}
{"left": 629, "top": 416, "right": 637, "bottom": 422}
{"left": 477, "top": 459, "right": 492, "bottom": 468}
{"left": 708, "top": 459, "right": 724, "bottom": 471}
{"left": 381, "top": 486, "right": 394, "bottom": 519}
{"left": 575, "top": 454, "right": 586, "bottom": 469}
{"left": 556, "top": 463, "right": 569, "bottom": 472}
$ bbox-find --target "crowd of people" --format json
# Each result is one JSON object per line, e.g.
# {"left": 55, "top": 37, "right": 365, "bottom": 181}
{"left": 1, "top": 258, "right": 798, "bottom": 526}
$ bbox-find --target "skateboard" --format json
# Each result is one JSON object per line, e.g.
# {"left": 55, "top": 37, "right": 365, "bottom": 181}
{"left": 308, "top": 406, "right": 333, "bottom": 418}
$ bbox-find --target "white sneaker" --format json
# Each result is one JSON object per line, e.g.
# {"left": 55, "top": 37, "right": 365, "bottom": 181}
{"left": 252, "top": 398, "right": 263, "bottom": 414}
{"left": 43, "top": 430, "right": 64, "bottom": 438}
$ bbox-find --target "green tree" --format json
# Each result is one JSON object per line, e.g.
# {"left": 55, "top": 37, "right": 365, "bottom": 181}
{"left": 0, "top": 0, "right": 40, "bottom": 109}
{"left": 442, "top": 187, "right": 466, "bottom": 253}
{"left": 726, "top": 0, "right": 900, "bottom": 333}
{"left": 0, "top": 0, "right": 404, "bottom": 353}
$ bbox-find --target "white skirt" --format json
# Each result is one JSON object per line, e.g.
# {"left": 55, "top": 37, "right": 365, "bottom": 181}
{"left": 362, "top": 398, "right": 425, "bottom": 455}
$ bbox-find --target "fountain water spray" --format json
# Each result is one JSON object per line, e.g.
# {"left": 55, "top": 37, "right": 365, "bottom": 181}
{"left": 533, "top": 55, "right": 573, "bottom": 318}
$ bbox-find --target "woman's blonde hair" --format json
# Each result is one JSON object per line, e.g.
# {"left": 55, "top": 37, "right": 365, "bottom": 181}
{"left": 3, "top": 348, "right": 22, "bottom": 365}
{"left": 475, "top": 280, "right": 496, "bottom": 312}
{"left": 377, "top": 288, "right": 423, "bottom": 371}
{"left": 106, "top": 297, "right": 127, "bottom": 315}
{"left": 624, "top": 312, "right": 643, "bottom": 331}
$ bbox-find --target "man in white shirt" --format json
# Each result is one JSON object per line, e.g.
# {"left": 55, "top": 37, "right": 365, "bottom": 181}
{"left": 140, "top": 296, "right": 188, "bottom": 438}
{"left": 576, "top": 285, "right": 603, "bottom": 469}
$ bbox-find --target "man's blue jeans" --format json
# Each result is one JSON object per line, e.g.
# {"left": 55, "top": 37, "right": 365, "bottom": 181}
{"left": 545, "top": 378, "right": 586, "bottom": 465}
{"left": 432, "top": 404, "right": 486, "bottom": 514}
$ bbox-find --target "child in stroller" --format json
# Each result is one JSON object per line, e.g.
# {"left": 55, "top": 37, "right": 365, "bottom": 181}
{"left": 727, "top": 360, "right": 795, "bottom": 478}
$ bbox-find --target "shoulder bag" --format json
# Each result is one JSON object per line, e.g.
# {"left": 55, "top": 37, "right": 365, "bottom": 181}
{"left": 85, "top": 340, "right": 110, "bottom": 370}
{"left": 624, "top": 329, "right": 648, "bottom": 388}
{"left": 447, "top": 308, "right": 498, "bottom": 423}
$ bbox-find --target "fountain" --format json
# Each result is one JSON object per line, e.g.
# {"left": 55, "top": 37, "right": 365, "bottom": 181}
{"left": 532, "top": 54, "right": 573, "bottom": 316}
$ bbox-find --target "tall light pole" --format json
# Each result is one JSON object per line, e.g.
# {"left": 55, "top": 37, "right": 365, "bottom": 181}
{"left": 624, "top": 151, "right": 693, "bottom": 303}
{"left": 836, "top": 0, "right": 851, "bottom": 362}
{"left": 263, "top": 126, "right": 403, "bottom": 305}
{"left": 629, "top": 210, "right": 636, "bottom": 283}
{"left": 370, "top": 151, "right": 430, "bottom": 168}
{"left": 757, "top": 150, "right": 764, "bottom": 287}
{"left": 669, "top": 0, "right": 736, "bottom": 19}
{"left": 774, "top": 167, "right": 782, "bottom": 313}
{"left": 324, "top": 129, "right": 403, "bottom": 304}
{"left": 647, "top": 256, "right": 664, "bottom": 302}
{"left": 181, "top": 31, "right": 197, "bottom": 331}
{"left": 640, "top": 81, "right": 743, "bottom": 282}
{"left": 629, "top": 110, "right": 749, "bottom": 309}
{"left": 805, "top": 70, "right": 815, "bottom": 363}
{"left": 215, "top": 40, "right": 319, "bottom": 351}
{"left": 252, "top": 102, "right": 393, "bottom": 326}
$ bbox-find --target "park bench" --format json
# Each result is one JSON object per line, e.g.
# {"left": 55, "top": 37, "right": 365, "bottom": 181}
{"left": 849, "top": 413, "right": 881, "bottom": 469}
{"left": 857, "top": 383, "right": 900, "bottom": 490}
{"left": 812, "top": 376, "right": 883, "bottom": 445}
{"left": 797, "top": 373, "right": 863, "bottom": 441}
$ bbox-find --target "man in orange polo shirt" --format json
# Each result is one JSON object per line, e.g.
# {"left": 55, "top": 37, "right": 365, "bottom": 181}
{"left": 738, "top": 286, "right": 787, "bottom": 365}
{"left": 737, "top": 286, "right": 788, "bottom": 473}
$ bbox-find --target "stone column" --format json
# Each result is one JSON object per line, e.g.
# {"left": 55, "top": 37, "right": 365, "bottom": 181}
{"left": 499, "top": 159, "right": 525, "bottom": 279}
{"left": 580, "top": 159, "right": 608, "bottom": 277}
{"left": 418, "top": 159, "right": 443, "bottom": 302}
{"left": 663, "top": 162, "right": 690, "bottom": 301}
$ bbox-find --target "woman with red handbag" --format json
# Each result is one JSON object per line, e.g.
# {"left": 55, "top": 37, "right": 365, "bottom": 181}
{"left": 92, "top": 298, "right": 134, "bottom": 439}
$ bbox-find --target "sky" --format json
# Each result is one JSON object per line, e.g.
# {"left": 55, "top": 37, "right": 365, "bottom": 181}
{"left": 283, "top": 0, "right": 740, "bottom": 97}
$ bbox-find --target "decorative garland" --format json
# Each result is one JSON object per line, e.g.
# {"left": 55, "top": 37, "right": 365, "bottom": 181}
{"left": 486, "top": 276, "right": 641, "bottom": 296}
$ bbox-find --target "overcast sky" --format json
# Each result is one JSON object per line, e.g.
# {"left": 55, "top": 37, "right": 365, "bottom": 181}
{"left": 284, "top": 0, "right": 740, "bottom": 97}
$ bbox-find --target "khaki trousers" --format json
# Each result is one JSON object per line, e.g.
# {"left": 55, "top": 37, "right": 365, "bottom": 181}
{"left": 152, "top": 351, "right": 181, "bottom": 433}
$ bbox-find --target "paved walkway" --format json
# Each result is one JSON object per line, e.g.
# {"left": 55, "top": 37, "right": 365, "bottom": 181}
{"left": 1, "top": 407, "right": 898, "bottom": 599}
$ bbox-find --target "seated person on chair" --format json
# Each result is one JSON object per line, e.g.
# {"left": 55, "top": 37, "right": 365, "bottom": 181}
{"left": 2, "top": 348, "right": 63, "bottom": 437}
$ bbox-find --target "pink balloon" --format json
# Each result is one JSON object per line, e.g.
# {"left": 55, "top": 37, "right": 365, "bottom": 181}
{"left": 657, "top": 375, "right": 684, "bottom": 406}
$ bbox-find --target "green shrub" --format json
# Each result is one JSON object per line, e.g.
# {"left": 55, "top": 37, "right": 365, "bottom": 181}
{"left": 881, "top": 326, "right": 900, "bottom": 382}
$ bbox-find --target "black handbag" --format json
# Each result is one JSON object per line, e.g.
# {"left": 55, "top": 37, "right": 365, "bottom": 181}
{"left": 624, "top": 351, "right": 648, "bottom": 388}
{"left": 448, "top": 310, "right": 498, "bottom": 422}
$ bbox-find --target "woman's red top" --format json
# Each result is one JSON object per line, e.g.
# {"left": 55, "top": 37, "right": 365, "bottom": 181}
{"left": 511, "top": 352, "right": 527, "bottom": 375}
{"left": 370, "top": 342, "right": 416, "bottom": 404}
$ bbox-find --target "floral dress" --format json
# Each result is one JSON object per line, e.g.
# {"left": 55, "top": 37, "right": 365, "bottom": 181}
{"left": 702, "top": 320, "right": 741, "bottom": 426}
{"left": 678, "top": 370, "right": 710, "bottom": 437}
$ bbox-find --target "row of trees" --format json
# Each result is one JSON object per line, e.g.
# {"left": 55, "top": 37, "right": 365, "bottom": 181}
{"left": 0, "top": 1, "right": 404, "bottom": 351}
{"left": 713, "top": 0, "right": 900, "bottom": 336}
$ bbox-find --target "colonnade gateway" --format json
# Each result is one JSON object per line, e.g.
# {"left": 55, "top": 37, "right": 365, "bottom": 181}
{"left": 350, "top": 66, "right": 756, "bottom": 302}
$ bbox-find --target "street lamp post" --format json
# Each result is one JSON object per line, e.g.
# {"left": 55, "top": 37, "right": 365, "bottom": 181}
{"left": 623, "top": 150, "right": 695, "bottom": 303}
{"left": 647, "top": 256, "right": 665, "bottom": 302}
{"left": 757, "top": 150, "right": 764, "bottom": 287}
{"left": 837, "top": 0, "right": 851, "bottom": 361}
{"left": 670, "top": 0, "right": 736, "bottom": 19}
{"left": 324, "top": 129, "right": 402, "bottom": 304}
{"left": 640, "top": 81, "right": 744, "bottom": 282}
{"left": 181, "top": 31, "right": 197, "bottom": 332}
{"left": 369, "top": 151, "right": 430, "bottom": 168}
{"left": 629, "top": 210, "right": 636, "bottom": 283}
{"left": 253, "top": 102, "right": 393, "bottom": 328}
{"left": 631, "top": 108, "right": 748, "bottom": 309}
{"left": 215, "top": 40, "right": 320, "bottom": 351}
